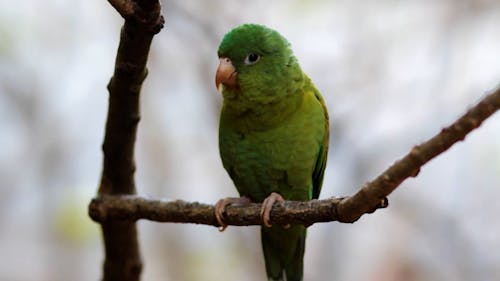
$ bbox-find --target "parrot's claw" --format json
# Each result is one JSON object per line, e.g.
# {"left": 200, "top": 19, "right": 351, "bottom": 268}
{"left": 215, "top": 196, "right": 251, "bottom": 232}
{"left": 261, "top": 192, "right": 289, "bottom": 228}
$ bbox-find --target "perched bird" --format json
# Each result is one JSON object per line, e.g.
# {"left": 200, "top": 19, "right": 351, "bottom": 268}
{"left": 214, "top": 24, "right": 329, "bottom": 281}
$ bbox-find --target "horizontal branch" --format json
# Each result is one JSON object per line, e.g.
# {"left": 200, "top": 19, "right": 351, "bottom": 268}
{"left": 89, "top": 87, "right": 500, "bottom": 227}
{"left": 89, "top": 195, "right": 387, "bottom": 226}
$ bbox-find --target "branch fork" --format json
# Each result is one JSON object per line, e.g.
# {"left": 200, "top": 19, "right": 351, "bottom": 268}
{"left": 108, "top": 0, "right": 164, "bottom": 33}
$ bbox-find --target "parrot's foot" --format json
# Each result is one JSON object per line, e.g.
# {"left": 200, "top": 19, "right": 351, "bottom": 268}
{"left": 261, "top": 192, "right": 289, "bottom": 228}
{"left": 215, "top": 196, "right": 251, "bottom": 232}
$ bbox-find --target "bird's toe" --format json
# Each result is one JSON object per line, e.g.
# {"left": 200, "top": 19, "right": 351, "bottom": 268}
{"left": 261, "top": 192, "right": 285, "bottom": 227}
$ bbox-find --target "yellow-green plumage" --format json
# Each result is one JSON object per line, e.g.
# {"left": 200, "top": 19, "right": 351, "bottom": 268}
{"left": 217, "top": 24, "right": 329, "bottom": 281}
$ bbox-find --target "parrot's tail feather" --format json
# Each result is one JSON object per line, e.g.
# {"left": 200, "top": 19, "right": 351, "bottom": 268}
{"left": 261, "top": 225, "right": 306, "bottom": 281}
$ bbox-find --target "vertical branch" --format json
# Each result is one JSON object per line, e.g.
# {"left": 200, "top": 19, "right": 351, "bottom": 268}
{"left": 96, "top": 1, "right": 164, "bottom": 281}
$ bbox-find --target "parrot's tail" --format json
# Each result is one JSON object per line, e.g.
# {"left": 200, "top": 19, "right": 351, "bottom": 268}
{"left": 261, "top": 225, "right": 306, "bottom": 281}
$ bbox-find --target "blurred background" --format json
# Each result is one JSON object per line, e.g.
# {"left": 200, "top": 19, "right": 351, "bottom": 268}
{"left": 1, "top": 0, "right": 500, "bottom": 280}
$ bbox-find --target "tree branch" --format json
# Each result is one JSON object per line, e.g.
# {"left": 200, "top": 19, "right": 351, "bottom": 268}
{"left": 336, "top": 87, "right": 500, "bottom": 222}
{"left": 96, "top": 1, "right": 163, "bottom": 281}
{"left": 108, "top": 0, "right": 164, "bottom": 32}
{"left": 89, "top": 87, "right": 500, "bottom": 226}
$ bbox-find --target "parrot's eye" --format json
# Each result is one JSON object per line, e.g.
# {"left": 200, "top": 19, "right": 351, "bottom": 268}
{"left": 244, "top": 53, "right": 260, "bottom": 65}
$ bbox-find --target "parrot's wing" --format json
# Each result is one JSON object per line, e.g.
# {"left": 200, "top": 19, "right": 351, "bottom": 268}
{"left": 311, "top": 90, "right": 329, "bottom": 200}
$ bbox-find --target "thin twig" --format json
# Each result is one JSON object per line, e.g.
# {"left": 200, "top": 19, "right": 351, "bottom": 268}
{"left": 336, "top": 87, "right": 500, "bottom": 222}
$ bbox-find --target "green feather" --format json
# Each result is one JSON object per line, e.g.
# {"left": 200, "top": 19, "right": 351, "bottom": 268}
{"left": 218, "top": 24, "right": 329, "bottom": 281}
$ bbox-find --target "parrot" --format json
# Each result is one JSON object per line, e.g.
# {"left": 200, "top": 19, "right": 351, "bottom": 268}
{"left": 214, "top": 24, "right": 329, "bottom": 281}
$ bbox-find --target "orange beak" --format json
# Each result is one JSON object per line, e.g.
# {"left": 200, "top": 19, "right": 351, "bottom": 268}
{"left": 215, "top": 57, "right": 237, "bottom": 91}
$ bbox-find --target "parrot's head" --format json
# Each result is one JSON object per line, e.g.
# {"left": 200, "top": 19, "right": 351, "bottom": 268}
{"left": 216, "top": 24, "right": 301, "bottom": 103}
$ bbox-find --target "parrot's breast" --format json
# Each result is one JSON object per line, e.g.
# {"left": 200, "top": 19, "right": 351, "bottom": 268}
{"left": 219, "top": 89, "right": 326, "bottom": 202}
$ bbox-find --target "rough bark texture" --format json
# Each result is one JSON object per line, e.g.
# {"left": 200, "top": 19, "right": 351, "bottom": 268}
{"left": 89, "top": 87, "right": 500, "bottom": 227}
{"left": 89, "top": 195, "right": 381, "bottom": 226}
{"left": 96, "top": 1, "right": 163, "bottom": 281}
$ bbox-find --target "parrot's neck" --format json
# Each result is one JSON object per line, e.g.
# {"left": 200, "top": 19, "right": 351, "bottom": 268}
{"left": 221, "top": 86, "right": 304, "bottom": 132}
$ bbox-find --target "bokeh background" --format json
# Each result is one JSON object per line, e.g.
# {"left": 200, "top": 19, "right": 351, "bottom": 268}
{"left": 1, "top": 0, "right": 500, "bottom": 280}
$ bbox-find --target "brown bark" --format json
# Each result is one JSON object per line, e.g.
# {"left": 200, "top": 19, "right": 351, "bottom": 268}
{"left": 95, "top": 1, "right": 163, "bottom": 281}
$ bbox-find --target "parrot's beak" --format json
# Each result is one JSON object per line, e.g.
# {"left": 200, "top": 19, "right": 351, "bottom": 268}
{"left": 216, "top": 57, "right": 237, "bottom": 92}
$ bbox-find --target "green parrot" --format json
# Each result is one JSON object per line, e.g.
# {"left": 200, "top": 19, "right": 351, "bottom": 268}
{"left": 214, "top": 24, "right": 329, "bottom": 281}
